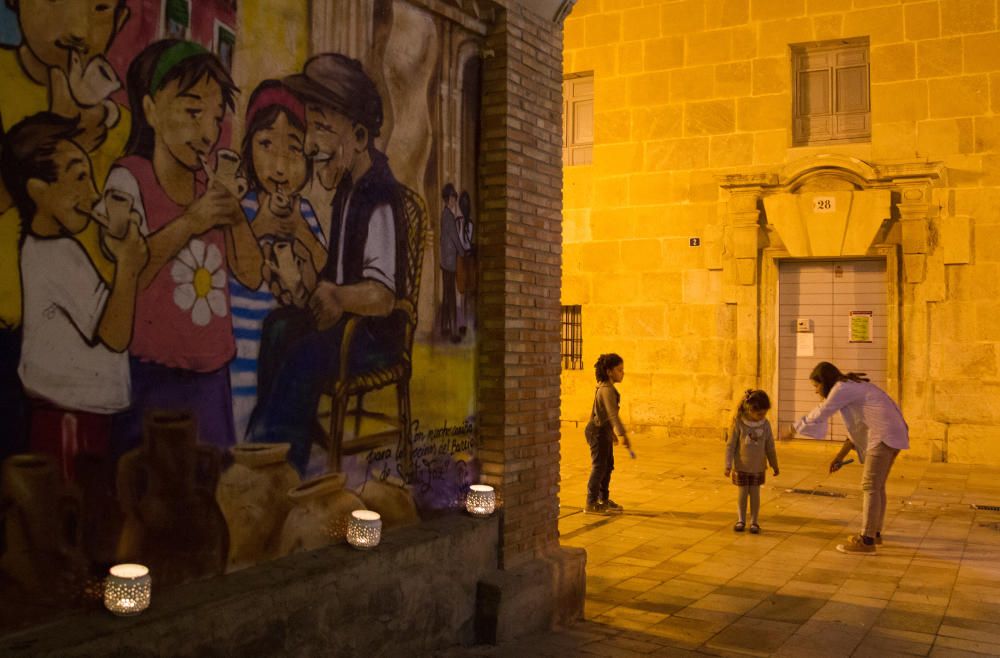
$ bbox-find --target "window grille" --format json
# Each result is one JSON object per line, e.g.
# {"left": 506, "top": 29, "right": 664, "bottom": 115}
{"left": 561, "top": 305, "right": 583, "bottom": 370}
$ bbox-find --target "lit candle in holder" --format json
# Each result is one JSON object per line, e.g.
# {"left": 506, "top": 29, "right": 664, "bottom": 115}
{"left": 346, "top": 510, "right": 382, "bottom": 549}
{"left": 104, "top": 564, "right": 151, "bottom": 616}
{"left": 466, "top": 484, "right": 496, "bottom": 517}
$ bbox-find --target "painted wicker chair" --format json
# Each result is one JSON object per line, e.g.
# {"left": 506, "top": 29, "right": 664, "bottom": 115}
{"left": 325, "top": 185, "right": 427, "bottom": 479}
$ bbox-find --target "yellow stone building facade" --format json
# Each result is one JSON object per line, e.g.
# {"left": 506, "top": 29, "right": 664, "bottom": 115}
{"left": 561, "top": 0, "right": 1000, "bottom": 463}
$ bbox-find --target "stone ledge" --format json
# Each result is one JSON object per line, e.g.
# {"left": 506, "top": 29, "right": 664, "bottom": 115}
{"left": 475, "top": 546, "right": 587, "bottom": 644}
{"left": 0, "top": 514, "right": 499, "bottom": 657}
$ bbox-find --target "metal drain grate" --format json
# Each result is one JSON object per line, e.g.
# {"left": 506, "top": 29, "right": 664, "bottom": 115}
{"left": 971, "top": 504, "right": 1000, "bottom": 511}
{"left": 784, "top": 488, "right": 847, "bottom": 498}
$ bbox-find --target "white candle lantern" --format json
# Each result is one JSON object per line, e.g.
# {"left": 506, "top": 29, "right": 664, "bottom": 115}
{"left": 466, "top": 484, "right": 496, "bottom": 517}
{"left": 346, "top": 510, "right": 382, "bottom": 549}
{"left": 104, "top": 564, "right": 151, "bottom": 616}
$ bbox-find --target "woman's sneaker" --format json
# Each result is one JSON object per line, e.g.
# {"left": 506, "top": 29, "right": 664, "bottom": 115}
{"left": 604, "top": 499, "right": 624, "bottom": 513}
{"left": 585, "top": 501, "right": 608, "bottom": 515}
{"left": 837, "top": 534, "right": 876, "bottom": 554}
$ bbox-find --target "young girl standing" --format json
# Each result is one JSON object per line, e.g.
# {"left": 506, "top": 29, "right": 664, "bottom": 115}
{"left": 725, "top": 389, "right": 779, "bottom": 533}
{"left": 584, "top": 353, "right": 632, "bottom": 514}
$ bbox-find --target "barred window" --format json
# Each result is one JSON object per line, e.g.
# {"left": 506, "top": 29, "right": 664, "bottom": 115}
{"left": 561, "top": 305, "right": 583, "bottom": 370}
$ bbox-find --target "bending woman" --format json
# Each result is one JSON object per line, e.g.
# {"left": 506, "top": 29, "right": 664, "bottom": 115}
{"left": 788, "top": 361, "right": 908, "bottom": 554}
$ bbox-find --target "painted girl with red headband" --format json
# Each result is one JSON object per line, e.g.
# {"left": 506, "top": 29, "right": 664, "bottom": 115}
{"left": 105, "top": 40, "right": 262, "bottom": 455}
{"left": 229, "top": 79, "right": 326, "bottom": 440}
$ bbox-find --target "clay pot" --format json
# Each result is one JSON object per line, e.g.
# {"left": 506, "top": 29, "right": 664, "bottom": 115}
{"left": 358, "top": 476, "right": 420, "bottom": 529}
{"left": 216, "top": 443, "right": 299, "bottom": 571}
{"left": 116, "top": 410, "right": 228, "bottom": 587}
{"left": 0, "top": 454, "right": 88, "bottom": 602}
{"left": 278, "top": 473, "right": 366, "bottom": 555}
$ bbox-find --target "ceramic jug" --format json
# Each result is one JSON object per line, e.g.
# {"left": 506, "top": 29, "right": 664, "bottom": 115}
{"left": 358, "top": 475, "right": 420, "bottom": 529}
{"left": 0, "top": 453, "right": 88, "bottom": 602}
{"left": 278, "top": 473, "right": 366, "bottom": 555}
{"left": 116, "top": 410, "right": 228, "bottom": 587}
{"left": 216, "top": 443, "right": 299, "bottom": 571}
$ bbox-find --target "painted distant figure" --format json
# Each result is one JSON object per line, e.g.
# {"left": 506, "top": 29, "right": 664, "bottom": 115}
{"left": 455, "top": 189, "right": 475, "bottom": 337}
{"left": 439, "top": 183, "right": 462, "bottom": 343}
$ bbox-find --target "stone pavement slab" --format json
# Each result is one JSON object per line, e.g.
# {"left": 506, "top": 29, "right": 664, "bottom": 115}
{"left": 436, "top": 435, "right": 1000, "bottom": 657}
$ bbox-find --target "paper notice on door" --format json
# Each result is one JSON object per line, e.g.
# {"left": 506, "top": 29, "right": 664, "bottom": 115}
{"left": 849, "top": 311, "right": 873, "bottom": 343}
{"left": 796, "top": 332, "right": 814, "bottom": 356}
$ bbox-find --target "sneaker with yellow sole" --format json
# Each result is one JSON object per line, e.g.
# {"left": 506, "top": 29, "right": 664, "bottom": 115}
{"left": 837, "top": 534, "right": 876, "bottom": 554}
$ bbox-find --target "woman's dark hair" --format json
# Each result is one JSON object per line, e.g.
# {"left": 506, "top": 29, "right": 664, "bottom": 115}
{"left": 738, "top": 389, "right": 771, "bottom": 416}
{"left": 240, "top": 80, "right": 311, "bottom": 192}
{"left": 124, "top": 39, "right": 239, "bottom": 159}
{"left": 594, "top": 353, "right": 623, "bottom": 383}
{"left": 809, "top": 361, "right": 869, "bottom": 398}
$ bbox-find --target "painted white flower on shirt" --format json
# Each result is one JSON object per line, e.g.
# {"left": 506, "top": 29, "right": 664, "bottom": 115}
{"left": 171, "top": 239, "right": 227, "bottom": 326}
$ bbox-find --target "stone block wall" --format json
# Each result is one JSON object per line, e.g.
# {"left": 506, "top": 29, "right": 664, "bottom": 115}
{"left": 562, "top": 0, "right": 1000, "bottom": 464}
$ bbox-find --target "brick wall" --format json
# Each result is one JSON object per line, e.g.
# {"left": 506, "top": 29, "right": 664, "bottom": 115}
{"left": 478, "top": 4, "right": 565, "bottom": 568}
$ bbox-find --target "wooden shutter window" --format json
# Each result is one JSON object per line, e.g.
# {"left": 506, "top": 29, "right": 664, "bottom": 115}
{"left": 793, "top": 41, "right": 870, "bottom": 146}
{"left": 563, "top": 74, "right": 593, "bottom": 166}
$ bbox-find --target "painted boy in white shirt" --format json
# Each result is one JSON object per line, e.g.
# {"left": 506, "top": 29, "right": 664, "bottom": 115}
{"left": 1, "top": 112, "right": 147, "bottom": 478}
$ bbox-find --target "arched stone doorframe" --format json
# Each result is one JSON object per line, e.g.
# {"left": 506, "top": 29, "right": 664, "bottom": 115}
{"left": 719, "top": 155, "right": 944, "bottom": 408}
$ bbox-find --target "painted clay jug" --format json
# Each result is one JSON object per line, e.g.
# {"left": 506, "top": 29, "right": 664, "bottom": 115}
{"left": 0, "top": 454, "right": 88, "bottom": 602}
{"left": 278, "top": 473, "right": 366, "bottom": 555}
{"left": 116, "top": 410, "right": 228, "bottom": 587}
{"left": 216, "top": 443, "right": 299, "bottom": 571}
{"left": 358, "top": 476, "right": 420, "bottom": 529}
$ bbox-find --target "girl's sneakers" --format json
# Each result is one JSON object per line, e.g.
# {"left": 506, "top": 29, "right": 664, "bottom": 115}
{"left": 837, "top": 534, "right": 876, "bottom": 554}
{"left": 604, "top": 499, "right": 624, "bottom": 513}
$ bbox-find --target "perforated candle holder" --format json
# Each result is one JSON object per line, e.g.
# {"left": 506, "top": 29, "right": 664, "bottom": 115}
{"left": 104, "top": 564, "right": 151, "bottom": 616}
{"left": 346, "top": 510, "right": 382, "bottom": 549}
{"left": 466, "top": 484, "right": 496, "bottom": 517}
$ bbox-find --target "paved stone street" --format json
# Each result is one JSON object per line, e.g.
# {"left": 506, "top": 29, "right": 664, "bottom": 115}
{"left": 445, "top": 433, "right": 1000, "bottom": 657}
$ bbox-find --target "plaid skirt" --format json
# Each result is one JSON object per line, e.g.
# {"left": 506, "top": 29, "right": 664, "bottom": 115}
{"left": 732, "top": 470, "right": 765, "bottom": 486}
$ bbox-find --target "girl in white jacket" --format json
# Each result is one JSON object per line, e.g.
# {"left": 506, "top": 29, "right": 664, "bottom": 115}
{"left": 790, "top": 362, "right": 909, "bottom": 554}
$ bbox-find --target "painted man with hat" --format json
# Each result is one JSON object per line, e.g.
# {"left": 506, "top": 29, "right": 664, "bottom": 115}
{"left": 248, "top": 53, "right": 408, "bottom": 476}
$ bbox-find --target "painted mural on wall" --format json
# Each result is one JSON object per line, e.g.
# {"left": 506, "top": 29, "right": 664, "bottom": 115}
{"left": 0, "top": 0, "right": 482, "bottom": 629}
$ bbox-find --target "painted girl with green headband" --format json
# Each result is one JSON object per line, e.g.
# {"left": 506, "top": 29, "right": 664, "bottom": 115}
{"left": 106, "top": 39, "right": 263, "bottom": 455}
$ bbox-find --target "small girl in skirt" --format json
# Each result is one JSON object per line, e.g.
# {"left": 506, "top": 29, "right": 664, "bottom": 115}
{"left": 724, "top": 389, "right": 779, "bottom": 534}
